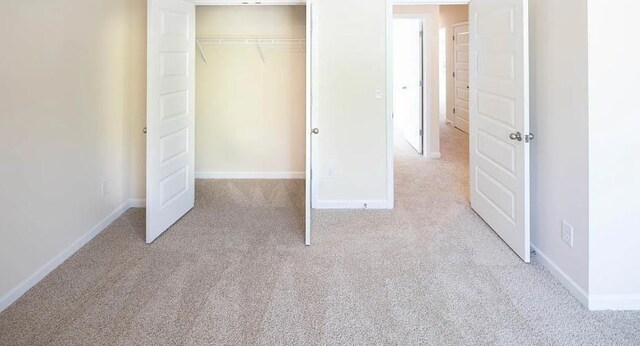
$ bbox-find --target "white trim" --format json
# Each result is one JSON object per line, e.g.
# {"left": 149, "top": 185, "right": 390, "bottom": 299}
{"left": 315, "top": 200, "right": 391, "bottom": 210}
{"left": 589, "top": 295, "right": 640, "bottom": 311}
{"left": 195, "top": 172, "right": 305, "bottom": 179}
{"left": 0, "top": 200, "right": 138, "bottom": 313}
{"left": 535, "top": 245, "right": 640, "bottom": 311}
{"left": 532, "top": 244, "right": 589, "bottom": 308}
{"left": 429, "top": 152, "right": 442, "bottom": 159}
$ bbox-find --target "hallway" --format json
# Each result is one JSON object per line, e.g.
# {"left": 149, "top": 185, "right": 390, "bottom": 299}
{"left": 1, "top": 125, "right": 639, "bottom": 345}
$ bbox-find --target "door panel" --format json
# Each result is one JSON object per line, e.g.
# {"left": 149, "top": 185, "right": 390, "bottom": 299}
{"left": 454, "top": 23, "right": 470, "bottom": 133}
{"left": 146, "top": 0, "right": 196, "bottom": 244}
{"left": 470, "top": 0, "right": 530, "bottom": 262}
{"left": 393, "top": 19, "right": 423, "bottom": 154}
{"left": 305, "top": 1, "right": 313, "bottom": 245}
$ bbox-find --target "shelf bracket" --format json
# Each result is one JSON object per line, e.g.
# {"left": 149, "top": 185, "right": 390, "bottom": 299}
{"left": 196, "top": 40, "right": 208, "bottom": 65}
{"left": 256, "top": 41, "right": 265, "bottom": 63}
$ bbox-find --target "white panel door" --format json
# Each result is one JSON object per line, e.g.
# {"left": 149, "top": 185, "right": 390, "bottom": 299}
{"left": 469, "top": 0, "right": 530, "bottom": 262}
{"left": 305, "top": 1, "right": 314, "bottom": 246}
{"left": 393, "top": 19, "right": 423, "bottom": 154}
{"left": 453, "top": 23, "right": 470, "bottom": 134}
{"left": 146, "top": 0, "right": 196, "bottom": 244}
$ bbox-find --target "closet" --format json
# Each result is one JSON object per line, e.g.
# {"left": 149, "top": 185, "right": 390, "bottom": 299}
{"left": 195, "top": 6, "right": 307, "bottom": 179}
{"left": 145, "top": 0, "right": 314, "bottom": 245}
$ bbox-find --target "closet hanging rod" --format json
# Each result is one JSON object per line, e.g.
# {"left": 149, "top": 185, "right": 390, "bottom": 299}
{"left": 196, "top": 38, "right": 305, "bottom": 64}
{"left": 196, "top": 38, "right": 306, "bottom": 45}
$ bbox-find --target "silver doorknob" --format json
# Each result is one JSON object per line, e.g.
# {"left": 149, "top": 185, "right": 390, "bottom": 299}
{"left": 312, "top": 128, "right": 319, "bottom": 135}
{"left": 509, "top": 132, "right": 523, "bottom": 141}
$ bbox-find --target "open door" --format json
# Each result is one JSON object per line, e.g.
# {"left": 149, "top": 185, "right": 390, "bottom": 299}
{"left": 146, "top": 0, "right": 196, "bottom": 243}
{"left": 305, "top": 1, "right": 314, "bottom": 245}
{"left": 393, "top": 19, "right": 424, "bottom": 154}
{"left": 469, "top": 0, "right": 531, "bottom": 262}
{"left": 453, "top": 22, "right": 470, "bottom": 134}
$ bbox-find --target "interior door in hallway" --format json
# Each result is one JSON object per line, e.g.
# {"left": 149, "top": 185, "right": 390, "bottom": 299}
{"left": 393, "top": 18, "right": 424, "bottom": 154}
{"left": 146, "top": 0, "right": 196, "bottom": 243}
{"left": 453, "top": 22, "right": 470, "bottom": 134}
{"left": 469, "top": 0, "right": 531, "bottom": 262}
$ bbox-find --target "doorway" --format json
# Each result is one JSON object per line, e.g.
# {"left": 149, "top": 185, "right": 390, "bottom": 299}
{"left": 145, "top": 0, "right": 315, "bottom": 245}
{"left": 389, "top": 0, "right": 532, "bottom": 263}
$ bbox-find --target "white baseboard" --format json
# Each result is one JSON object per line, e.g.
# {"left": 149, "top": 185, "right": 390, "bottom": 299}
{"left": 195, "top": 172, "right": 305, "bottom": 180}
{"left": 315, "top": 200, "right": 390, "bottom": 210}
{"left": 532, "top": 244, "right": 589, "bottom": 308}
{"left": 588, "top": 295, "right": 640, "bottom": 311}
{"left": 0, "top": 199, "right": 140, "bottom": 313}
{"left": 429, "top": 152, "right": 442, "bottom": 159}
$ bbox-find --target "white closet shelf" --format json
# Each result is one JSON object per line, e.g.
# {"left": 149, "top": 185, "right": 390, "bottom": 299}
{"left": 196, "top": 38, "right": 306, "bottom": 65}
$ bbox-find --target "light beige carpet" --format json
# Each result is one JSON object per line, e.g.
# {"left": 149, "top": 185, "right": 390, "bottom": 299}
{"left": 1, "top": 124, "right": 639, "bottom": 345}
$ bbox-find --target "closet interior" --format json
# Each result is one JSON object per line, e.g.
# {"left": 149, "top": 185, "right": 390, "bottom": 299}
{"left": 195, "top": 5, "right": 307, "bottom": 179}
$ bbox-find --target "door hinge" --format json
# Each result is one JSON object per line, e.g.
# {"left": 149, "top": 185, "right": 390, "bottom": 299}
{"left": 419, "top": 129, "right": 423, "bottom": 136}
{"left": 453, "top": 72, "right": 456, "bottom": 78}
{"left": 453, "top": 35, "right": 455, "bottom": 41}
{"left": 420, "top": 31, "right": 424, "bottom": 38}
{"left": 453, "top": 108, "right": 456, "bottom": 114}
{"left": 419, "top": 80, "right": 424, "bottom": 87}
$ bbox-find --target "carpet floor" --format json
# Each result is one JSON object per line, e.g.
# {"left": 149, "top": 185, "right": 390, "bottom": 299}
{"left": 1, "top": 124, "right": 639, "bottom": 345}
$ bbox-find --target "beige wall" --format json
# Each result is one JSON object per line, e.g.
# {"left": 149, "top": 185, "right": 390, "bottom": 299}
{"left": 130, "top": 0, "right": 148, "bottom": 201}
{"left": 0, "top": 0, "right": 147, "bottom": 307}
{"left": 393, "top": 5, "right": 440, "bottom": 158}
{"left": 314, "top": 0, "right": 390, "bottom": 207}
{"left": 195, "top": 6, "right": 306, "bottom": 176}
{"left": 530, "top": 0, "right": 590, "bottom": 296}
{"left": 438, "top": 5, "right": 468, "bottom": 125}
